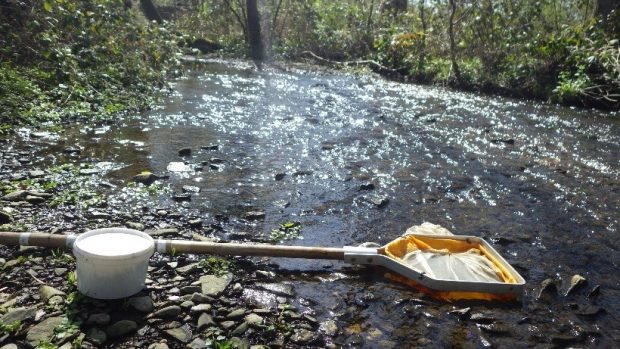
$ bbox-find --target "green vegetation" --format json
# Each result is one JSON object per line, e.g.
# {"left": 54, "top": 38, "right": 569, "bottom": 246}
{"left": 178, "top": 0, "right": 619, "bottom": 109}
{"left": 199, "top": 256, "right": 235, "bottom": 276}
{"left": 0, "top": 0, "right": 182, "bottom": 132}
{"left": 270, "top": 221, "right": 302, "bottom": 242}
{"left": 0, "top": 320, "right": 21, "bottom": 335}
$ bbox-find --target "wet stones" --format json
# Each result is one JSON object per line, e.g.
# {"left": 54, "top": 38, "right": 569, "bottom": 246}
{"left": 364, "top": 194, "right": 389, "bottom": 208}
{"left": 201, "top": 144, "right": 219, "bottom": 151}
{"left": 182, "top": 185, "right": 200, "bottom": 193}
{"left": 171, "top": 193, "right": 192, "bottom": 202}
{"left": 255, "top": 283, "right": 295, "bottom": 297}
{"left": 291, "top": 328, "right": 318, "bottom": 345}
{"left": 243, "top": 211, "right": 265, "bottom": 220}
{"left": 133, "top": 171, "right": 167, "bottom": 185}
{"left": 565, "top": 274, "right": 587, "bottom": 296}
{"left": 178, "top": 148, "right": 192, "bottom": 156}
{"left": 537, "top": 278, "right": 558, "bottom": 300}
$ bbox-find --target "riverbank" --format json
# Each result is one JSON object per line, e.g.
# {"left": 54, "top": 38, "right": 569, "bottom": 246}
{"left": 0, "top": 0, "right": 183, "bottom": 134}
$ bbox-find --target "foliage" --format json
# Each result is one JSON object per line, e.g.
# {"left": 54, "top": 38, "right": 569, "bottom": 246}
{"left": 270, "top": 221, "right": 302, "bottom": 242}
{"left": 0, "top": 320, "right": 21, "bottom": 335}
{"left": 199, "top": 256, "right": 235, "bottom": 277}
{"left": 174, "top": 0, "right": 618, "bottom": 109}
{"left": 0, "top": 0, "right": 183, "bottom": 131}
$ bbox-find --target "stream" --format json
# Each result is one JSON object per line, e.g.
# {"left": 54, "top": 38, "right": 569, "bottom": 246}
{"left": 6, "top": 59, "right": 620, "bottom": 347}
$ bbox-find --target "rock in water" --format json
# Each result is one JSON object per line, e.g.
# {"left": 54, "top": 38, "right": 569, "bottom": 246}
{"left": 565, "top": 274, "right": 587, "bottom": 296}
{"left": 133, "top": 171, "right": 166, "bottom": 185}
{"left": 537, "top": 278, "right": 557, "bottom": 300}
{"left": 178, "top": 148, "right": 192, "bottom": 156}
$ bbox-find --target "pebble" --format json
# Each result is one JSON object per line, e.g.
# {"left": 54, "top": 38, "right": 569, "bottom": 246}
{"left": 86, "top": 313, "right": 111, "bottom": 326}
{"left": 200, "top": 273, "right": 232, "bottom": 296}
{"left": 255, "top": 283, "right": 295, "bottom": 297}
{"left": 231, "top": 322, "right": 249, "bottom": 336}
{"left": 189, "top": 292, "right": 214, "bottom": 303}
{"left": 209, "top": 157, "right": 225, "bottom": 164}
{"left": 182, "top": 185, "right": 200, "bottom": 193}
{"left": 243, "top": 211, "right": 265, "bottom": 220}
{"left": 0, "top": 307, "right": 37, "bottom": 324}
{"left": 148, "top": 343, "right": 170, "bottom": 349}
{"left": 366, "top": 195, "right": 389, "bottom": 208}
{"left": 180, "top": 285, "right": 202, "bottom": 295}
{"left": 220, "top": 321, "right": 236, "bottom": 330}
{"left": 227, "top": 309, "right": 246, "bottom": 320}
{"left": 244, "top": 313, "right": 264, "bottom": 326}
{"left": 152, "top": 305, "right": 182, "bottom": 319}
{"left": 320, "top": 320, "right": 338, "bottom": 336}
{"left": 85, "top": 327, "right": 107, "bottom": 345}
{"left": 176, "top": 263, "right": 200, "bottom": 275}
{"left": 165, "top": 326, "right": 192, "bottom": 343}
{"left": 188, "top": 219, "right": 202, "bottom": 227}
{"left": 190, "top": 304, "right": 212, "bottom": 314}
{"left": 275, "top": 173, "right": 286, "bottom": 181}
{"left": 39, "top": 285, "right": 65, "bottom": 302}
{"left": 197, "top": 313, "right": 215, "bottom": 331}
{"left": 291, "top": 328, "right": 318, "bottom": 344}
{"left": 188, "top": 338, "right": 207, "bottom": 349}
{"left": 26, "top": 316, "right": 66, "bottom": 347}
{"left": 128, "top": 296, "right": 155, "bottom": 313}
{"left": 201, "top": 144, "right": 219, "bottom": 151}
{"left": 106, "top": 320, "right": 138, "bottom": 338}
{"left": 469, "top": 313, "right": 495, "bottom": 324}
{"left": 25, "top": 195, "right": 46, "bottom": 204}
{"left": 126, "top": 221, "right": 145, "bottom": 231}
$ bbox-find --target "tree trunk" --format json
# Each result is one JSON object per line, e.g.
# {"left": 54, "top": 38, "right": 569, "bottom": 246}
{"left": 418, "top": 0, "right": 426, "bottom": 72}
{"left": 246, "top": 0, "right": 264, "bottom": 63}
{"left": 448, "top": 0, "right": 461, "bottom": 83}
{"left": 140, "top": 0, "right": 163, "bottom": 24}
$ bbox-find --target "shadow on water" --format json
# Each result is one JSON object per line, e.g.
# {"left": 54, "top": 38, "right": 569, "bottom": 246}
{"left": 21, "top": 59, "right": 620, "bottom": 347}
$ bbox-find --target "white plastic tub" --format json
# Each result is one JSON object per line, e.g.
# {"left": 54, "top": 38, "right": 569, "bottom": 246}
{"left": 72, "top": 228, "right": 154, "bottom": 299}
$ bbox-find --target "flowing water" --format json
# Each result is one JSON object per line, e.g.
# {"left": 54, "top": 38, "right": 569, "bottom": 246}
{"left": 19, "top": 60, "right": 620, "bottom": 346}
